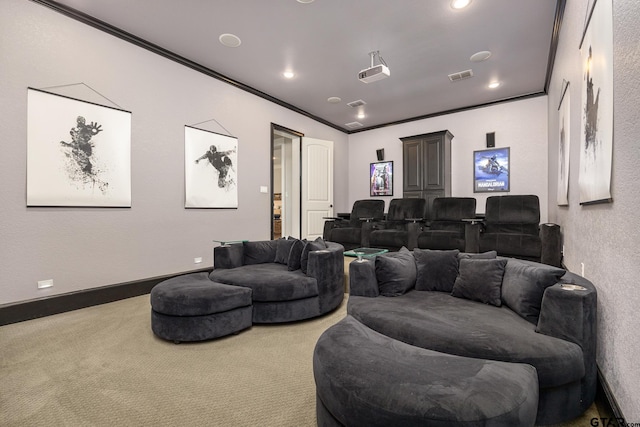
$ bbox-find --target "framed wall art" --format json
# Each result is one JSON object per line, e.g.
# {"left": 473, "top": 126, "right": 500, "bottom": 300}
{"left": 370, "top": 161, "right": 393, "bottom": 197}
{"left": 473, "top": 147, "right": 510, "bottom": 193}
{"left": 557, "top": 81, "right": 571, "bottom": 206}
{"left": 26, "top": 88, "right": 132, "bottom": 207}
{"left": 185, "top": 126, "right": 238, "bottom": 208}
{"left": 578, "top": 0, "right": 613, "bottom": 205}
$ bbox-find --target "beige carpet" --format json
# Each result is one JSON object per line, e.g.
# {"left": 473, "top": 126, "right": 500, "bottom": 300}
{"left": 1, "top": 293, "right": 597, "bottom": 426}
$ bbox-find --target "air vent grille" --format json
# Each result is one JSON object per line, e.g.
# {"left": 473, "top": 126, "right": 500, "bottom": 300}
{"left": 344, "top": 121, "right": 364, "bottom": 129}
{"left": 347, "top": 99, "right": 367, "bottom": 108}
{"left": 448, "top": 69, "right": 474, "bottom": 82}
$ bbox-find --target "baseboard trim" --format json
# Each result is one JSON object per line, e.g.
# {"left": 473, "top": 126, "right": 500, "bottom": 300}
{"left": 0, "top": 268, "right": 212, "bottom": 326}
{"left": 596, "top": 365, "right": 626, "bottom": 423}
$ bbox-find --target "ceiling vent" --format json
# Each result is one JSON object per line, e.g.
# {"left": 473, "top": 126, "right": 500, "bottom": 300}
{"left": 344, "top": 121, "right": 364, "bottom": 129}
{"left": 448, "top": 69, "right": 474, "bottom": 82}
{"left": 347, "top": 99, "right": 367, "bottom": 108}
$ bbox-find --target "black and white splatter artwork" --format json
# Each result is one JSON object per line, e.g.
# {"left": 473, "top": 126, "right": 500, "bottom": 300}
{"left": 195, "top": 144, "right": 236, "bottom": 190}
{"left": 59, "top": 115, "right": 109, "bottom": 193}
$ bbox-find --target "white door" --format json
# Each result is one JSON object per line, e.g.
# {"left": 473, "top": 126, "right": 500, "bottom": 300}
{"left": 302, "top": 137, "right": 334, "bottom": 239}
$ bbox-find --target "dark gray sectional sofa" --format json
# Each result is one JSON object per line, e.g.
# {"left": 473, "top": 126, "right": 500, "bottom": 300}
{"left": 315, "top": 248, "right": 597, "bottom": 426}
{"left": 209, "top": 238, "right": 345, "bottom": 323}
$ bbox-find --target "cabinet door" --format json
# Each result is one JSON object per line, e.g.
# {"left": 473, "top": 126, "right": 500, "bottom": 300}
{"left": 424, "top": 136, "right": 444, "bottom": 190}
{"left": 403, "top": 140, "right": 423, "bottom": 192}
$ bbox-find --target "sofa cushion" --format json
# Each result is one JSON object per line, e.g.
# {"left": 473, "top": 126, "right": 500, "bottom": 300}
{"left": 287, "top": 239, "right": 304, "bottom": 271}
{"left": 348, "top": 291, "right": 585, "bottom": 388}
{"left": 274, "top": 238, "right": 295, "bottom": 265}
{"left": 301, "top": 237, "right": 327, "bottom": 274}
{"left": 413, "top": 249, "right": 459, "bottom": 292}
{"left": 376, "top": 247, "right": 416, "bottom": 297}
{"left": 459, "top": 251, "right": 497, "bottom": 259}
{"left": 243, "top": 240, "right": 277, "bottom": 265}
{"left": 502, "top": 259, "right": 566, "bottom": 324}
{"left": 209, "top": 263, "right": 318, "bottom": 302}
{"left": 452, "top": 259, "right": 507, "bottom": 307}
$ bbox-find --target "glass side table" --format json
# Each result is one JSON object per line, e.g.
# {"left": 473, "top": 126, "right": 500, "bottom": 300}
{"left": 344, "top": 247, "right": 389, "bottom": 262}
{"left": 212, "top": 239, "right": 248, "bottom": 247}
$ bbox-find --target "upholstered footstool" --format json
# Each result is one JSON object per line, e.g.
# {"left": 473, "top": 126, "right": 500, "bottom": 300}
{"left": 313, "top": 316, "right": 539, "bottom": 427}
{"left": 150, "top": 272, "right": 252, "bottom": 343}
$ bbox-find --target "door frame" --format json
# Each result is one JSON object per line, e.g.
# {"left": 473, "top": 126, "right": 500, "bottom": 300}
{"left": 270, "top": 123, "right": 303, "bottom": 239}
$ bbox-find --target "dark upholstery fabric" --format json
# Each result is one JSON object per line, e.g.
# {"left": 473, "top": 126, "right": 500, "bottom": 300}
{"left": 459, "top": 250, "right": 497, "bottom": 259}
{"left": 323, "top": 200, "right": 385, "bottom": 250}
{"left": 151, "top": 306, "right": 252, "bottom": 342}
{"left": 413, "top": 249, "right": 459, "bottom": 292}
{"left": 452, "top": 259, "right": 507, "bottom": 306}
{"left": 243, "top": 240, "right": 277, "bottom": 265}
{"left": 287, "top": 238, "right": 304, "bottom": 271}
{"left": 314, "top": 316, "right": 539, "bottom": 427}
{"left": 301, "top": 237, "right": 327, "bottom": 274}
{"left": 502, "top": 258, "right": 566, "bottom": 324}
{"left": 348, "top": 292, "right": 585, "bottom": 389}
{"left": 368, "top": 198, "right": 425, "bottom": 251}
{"left": 209, "top": 263, "right": 318, "bottom": 302}
{"left": 375, "top": 247, "right": 416, "bottom": 296}
{"left": 150, "top": 273, "right": 252, "bottom": 316}
{"left": 484, "top": 195, "right": 540, "bottom": 225}
{"left": 213, "top": 243, "right": 244, "bottom": 269}
{"left": 348, "top": 258, "right": 379, "bottom": 297}
{"left": 275, "top": 238, "right": 295, "bottom": 264}
{"left": 417, "top": 197, "right": 476, "bottom": 251}
{"left": 480, "top": 233, "right": 542, "bottom": 258}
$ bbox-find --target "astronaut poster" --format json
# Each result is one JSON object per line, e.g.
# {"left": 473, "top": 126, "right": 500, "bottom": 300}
{"left": 185, "top": 126, "right": 238, "bottom": 208}
{"left": 26, "top": 88, "right": 132, "bottom": 207}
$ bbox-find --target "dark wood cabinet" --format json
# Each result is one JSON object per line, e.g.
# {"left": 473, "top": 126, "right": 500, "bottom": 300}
{"left": 401, "top": 130, "right": 452, "bottom": 220}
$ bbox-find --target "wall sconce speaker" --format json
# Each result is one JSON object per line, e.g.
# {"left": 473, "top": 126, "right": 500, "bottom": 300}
{"left": 376, "top": 149, "right": 385, "bottom": 161}
{"left": 486, "top": 132, "right": 495, "bottom": 148}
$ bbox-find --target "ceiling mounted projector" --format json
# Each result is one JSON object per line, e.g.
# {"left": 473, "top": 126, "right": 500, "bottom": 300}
{"left": 359, "top": 51, "right": 390, "bottom": 83}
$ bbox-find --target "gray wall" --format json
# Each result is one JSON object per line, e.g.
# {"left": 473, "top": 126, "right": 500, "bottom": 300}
{"left": 547, "top": 0, "right": 640, "bottom": 419}
{"left": 0, "top": 0, "right": 348, "bottom": 304}
{"left": 348, "top": 96, "right": 549, "bottom": 220}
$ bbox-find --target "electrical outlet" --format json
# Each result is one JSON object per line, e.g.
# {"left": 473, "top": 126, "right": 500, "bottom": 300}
{"left": 38, "top": 279, "right": 53, "bottom": 289}
{"left": 581, "top": 262, "right": 585, "bottom": 277}
{"left": 562, "top": 245, "right": 565, "bottom": 256}
{"left": 194, "top": 257, "right": 203, "bottom": 264}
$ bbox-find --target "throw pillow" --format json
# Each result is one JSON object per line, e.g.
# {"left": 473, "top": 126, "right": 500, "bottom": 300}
{"left": 243, "top": 240, "right": 278, "bottom": 265}
{"left": 458, "top": 251, "right": 498, "bottom": 260}
{"left": 413, "top": 249, "right": 460, "bottom": 292}
{"left": 376, "top": 247, "right": 417, "bottom": 297}
{"left": 275, "top": 238, "right": 295, "bottom": 265}
{"left": 300, "top": 237, "right": 327, "bottom": 274}
{"left": 287, "top": 239, "right": 304, "bottom": 271}
{"left": 501, "top": 258, "right": 566, "bottom": 324}
{"left": 451, "top": 258, "right": 507, "bottom": 306}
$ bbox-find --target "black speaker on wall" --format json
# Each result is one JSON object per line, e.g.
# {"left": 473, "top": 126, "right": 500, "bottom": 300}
{"left": 376, "top": 149, "right": 385, "bottom": 161}
{"left": 486, "top": 132, "right": 495, "bottom": 148}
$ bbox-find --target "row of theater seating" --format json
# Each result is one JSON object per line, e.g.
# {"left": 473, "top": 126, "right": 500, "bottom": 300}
{"left": 323, "top": 195, "right": 562, "bottom": 267}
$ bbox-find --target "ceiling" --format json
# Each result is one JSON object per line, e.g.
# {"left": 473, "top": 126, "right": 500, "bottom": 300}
{"left": 39, "top": 0, "right": 563, "bottom": 133}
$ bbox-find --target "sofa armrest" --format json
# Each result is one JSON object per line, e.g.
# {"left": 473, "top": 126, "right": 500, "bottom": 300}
{"left": 349, "top": 259, "right": 379, "bottom": 297}
{"left": 540, "top": 223, "right": 562, "bottom": 267}
{"left": 307, "top": 242, "right": 345, "bottom": 313}
{"left": 213, "top": 243, "right": 244, "bottom": 269}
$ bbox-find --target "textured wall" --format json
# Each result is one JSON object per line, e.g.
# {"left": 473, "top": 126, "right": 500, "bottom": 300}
{"left": 347, "top": 97, "right": 549, "bottom": 221}
{"left": 0, "top": 0, "right": 348, "bottom": 304}
{"left": 547, "top": 0, "right": 640, "bottom": 419}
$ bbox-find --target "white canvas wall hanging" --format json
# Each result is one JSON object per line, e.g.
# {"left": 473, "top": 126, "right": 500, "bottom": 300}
{"left": 184, "top": 126, "right": 238, "bottom": 208}
{"left": 557, "top": 81, "right": 571, "bottom": 206}
{"left": 579, "top": 0, "right": 613, "bottom": 204}
{"left": 27, "top": 88, "right": 132, "bottom": 207}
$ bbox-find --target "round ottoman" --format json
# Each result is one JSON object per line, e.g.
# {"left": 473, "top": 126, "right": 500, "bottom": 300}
{"left": 313, "top": 316, "right": 539, "bottom": 427}
{"left": 150, "top": 272, "right": 252, "bottom": 343}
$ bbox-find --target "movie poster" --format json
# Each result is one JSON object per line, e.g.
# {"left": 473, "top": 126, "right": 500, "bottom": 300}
{"left": 473, "top": 148, "right": 510, "bottom": 193}
{"left": 370, "top": 161, "right": 393, "bottom": 196}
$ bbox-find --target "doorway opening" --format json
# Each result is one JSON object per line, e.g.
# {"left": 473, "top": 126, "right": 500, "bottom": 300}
{"left": 271, "top": 124, "right": 302, "bottom": 240}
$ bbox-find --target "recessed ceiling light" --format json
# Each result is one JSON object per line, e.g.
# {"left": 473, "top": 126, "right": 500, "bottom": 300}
{"left": 283, "top": 71, "right": 295, "bottom": 79}
{"left": 296, "top": 0, "right": 315, "bottom": 3}
{"left": 470, "top": 51, "right": 492, "bottom": 62}
{"left": 451, "top": 0, "right": 471, "bottom": 9}
{"left": 488, "top": 81, "right": 501, "bottom": 89}
{"left": 327, "top": 97, "right": 342, "bottom": 104}
{"left": 357, "top": 112, "right": 366, "bottom": 119}
{"left": 219, "top": 33, "right": 241, "bottom": 48}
